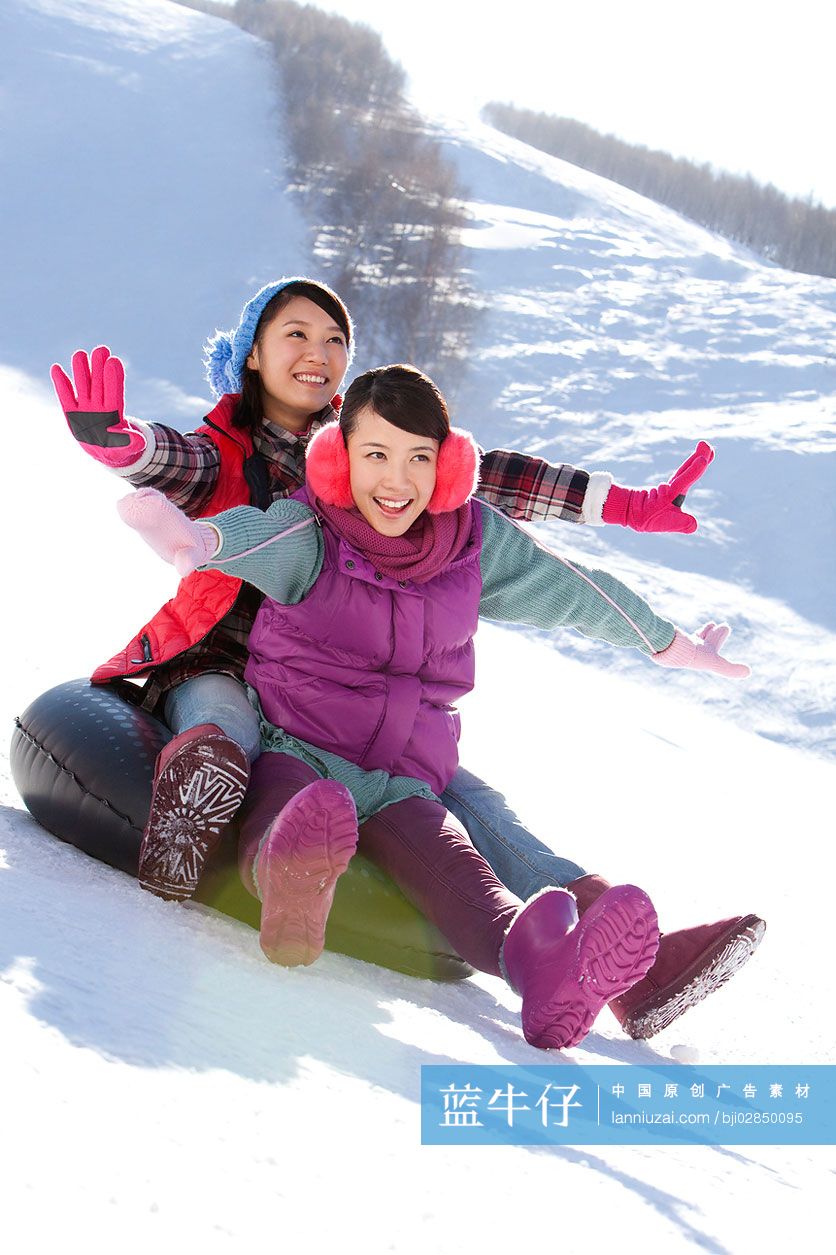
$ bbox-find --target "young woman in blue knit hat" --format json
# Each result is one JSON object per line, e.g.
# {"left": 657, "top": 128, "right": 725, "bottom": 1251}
{"left": 115, "top": 361, "right": 760, "bottom": 1050}
{"left": 51, "top": 278, "right": 763, "bottom": 1039}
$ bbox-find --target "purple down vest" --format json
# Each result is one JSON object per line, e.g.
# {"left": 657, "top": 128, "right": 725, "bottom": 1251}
{"left": 244, "top": 496, "right": 483, "bottom": 796}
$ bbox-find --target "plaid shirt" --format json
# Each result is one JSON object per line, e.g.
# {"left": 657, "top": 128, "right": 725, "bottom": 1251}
{"left": 124, "top": 413, "right": 591, "bottom": 710}
{"left": 477, "top": 447, "right": 588, "bottom": 523}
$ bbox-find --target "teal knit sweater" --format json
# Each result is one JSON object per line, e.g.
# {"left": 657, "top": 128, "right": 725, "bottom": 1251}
{"left": 199, "top": 498, "right": 675, "bottom": 817}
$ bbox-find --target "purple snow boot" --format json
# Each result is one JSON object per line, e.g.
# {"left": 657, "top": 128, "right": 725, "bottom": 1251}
{"left": 255, "top": 779, "right": 359, "bottom": 967}
{"left": 501, "top": 886, "right": 660, "bottom": 1050}
{"left": 139, "top": 723, "right": 250, "bottom": 901}
{"left": 611, "top": 915, "right": 767, "bottom": 1039}
{"left": 567, "top": 874, "right": 767, "bottom": 1039}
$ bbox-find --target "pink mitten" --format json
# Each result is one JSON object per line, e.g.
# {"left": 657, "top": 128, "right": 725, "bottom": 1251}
{"left": 602, "top": 442, "right": 715, "bottom": 533}
{"left": 51, "top": 346, "right": 147, "bottom": 469}
{"left": 653, "top": 623, "right": 750, "bottom": 679}
{"left": 118, "top": 489, "right": 220, "bottom": 577}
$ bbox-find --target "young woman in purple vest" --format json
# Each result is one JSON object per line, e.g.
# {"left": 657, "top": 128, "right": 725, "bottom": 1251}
{"left": 51, "top": 279, "right": 763, "bottom": 1040}
{"left": 114, "top": 362, "right": 762, "bottom": 1049}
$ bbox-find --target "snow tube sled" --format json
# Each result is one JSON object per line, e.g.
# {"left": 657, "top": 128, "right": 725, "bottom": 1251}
{"left": 10, "top": 679, "right": 473, "bottom": 981}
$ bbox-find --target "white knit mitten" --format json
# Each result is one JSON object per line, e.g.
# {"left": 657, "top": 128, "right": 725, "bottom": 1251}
{"left": 118, "top": 489, "right": 220, "bottom": 577}
{"left": 653, "top": 623, "right": 750, "bottom": 679}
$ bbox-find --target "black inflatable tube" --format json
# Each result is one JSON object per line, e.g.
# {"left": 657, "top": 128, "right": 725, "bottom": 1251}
{"left": 10, "top": 679, "right": 472, "bottom": 981}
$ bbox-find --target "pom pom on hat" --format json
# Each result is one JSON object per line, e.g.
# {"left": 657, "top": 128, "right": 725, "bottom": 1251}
{"left": 204, "top": 329, "right": 236, "bottom": 399}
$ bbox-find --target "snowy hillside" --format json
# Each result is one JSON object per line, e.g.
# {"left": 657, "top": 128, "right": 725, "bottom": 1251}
{"left": 0, "top": 0, "right": 309, "bottom": 418}
{"left": 1, "top": 2, "right": 834, "bottom": 1251}
{"left": 432, "top": 118, "right": 836, "bottom": 757}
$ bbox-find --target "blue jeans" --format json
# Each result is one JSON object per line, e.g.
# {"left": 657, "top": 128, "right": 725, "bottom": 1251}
{"left": 441, "top": 766, "right": 586, "bottom": 899}
{"left": 164, "top": 673, "right": 262, "bottom": 764}
{"left": 164, "top": 674, "right": 587, "bottom": 898}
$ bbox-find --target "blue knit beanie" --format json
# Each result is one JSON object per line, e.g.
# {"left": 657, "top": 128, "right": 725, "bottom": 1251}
{"left": 203, "top": 277, "right": 354, "bottom": 399}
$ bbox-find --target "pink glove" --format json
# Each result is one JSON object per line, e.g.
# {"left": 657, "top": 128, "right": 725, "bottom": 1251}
{"left": 118, "top": 488, "right": 220, "bottom": 578}
{"left": 51, "top": 346, "right": 147, "bottom": 469}
{"left": 653, "top": 623, "right": 750, "bottom": 679}
{"left": 602, "top": 442, "right": 715, "bottom": 533}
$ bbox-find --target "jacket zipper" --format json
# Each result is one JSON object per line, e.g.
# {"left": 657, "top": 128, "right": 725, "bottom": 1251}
{"left": 129, "top": 633, "right": 153, "bottom": 666}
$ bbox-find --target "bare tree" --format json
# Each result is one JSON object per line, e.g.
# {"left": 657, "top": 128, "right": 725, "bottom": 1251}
{"left": 176, "top": 0, "right": 481, "bottom": 389}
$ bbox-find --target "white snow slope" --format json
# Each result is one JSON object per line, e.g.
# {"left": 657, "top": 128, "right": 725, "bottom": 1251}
{"left": 435, "top": 119, "right": 836, "bottom": 760}
{"left": 1, "top": 3, "right": 834, "bottom": 1252}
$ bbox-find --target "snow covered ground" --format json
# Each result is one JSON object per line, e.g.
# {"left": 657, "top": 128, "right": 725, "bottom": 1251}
{"left": 0, "top": 0, "right": 308, "bottom": 418}
{"left": 1, "top": 2, "right": 834, "bottom": 1250}
{"left": 434, "top": 118, "right": 836, "bottom": 758}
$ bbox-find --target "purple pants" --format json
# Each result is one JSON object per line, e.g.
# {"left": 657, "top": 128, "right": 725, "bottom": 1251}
{"left": 237, "top": 753, "right": 522, "bottom": 977}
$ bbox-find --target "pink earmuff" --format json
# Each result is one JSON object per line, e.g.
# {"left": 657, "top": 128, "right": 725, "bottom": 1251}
{"left": 305, "top": 421, "right": 480, "bottom": 513}
{"left": 427, "top": 427, "right": 480, "bottom": 514}
{"left": 305, "top": 422, "right": 353, "bottom": 508}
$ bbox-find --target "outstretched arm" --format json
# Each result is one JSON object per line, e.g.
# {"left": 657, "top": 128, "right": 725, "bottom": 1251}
{"left": 477, "top": 442, "right": 714, "bottom": 533}
{"left": 601, "top": 443, "right": 714, "bottom": 534}
{"left": 118, "top": 488, "right": 323, "bottom": 603}
{"left": 51, "top": 346, "right": 150, "bottom": 470}
{"left": 651, "top": 623, "right": 749, "bottom": 678}
{"left": 476, "top": 448, "right": 596, "bottom": 525}
{"left": 477, "top": 501, "right": 749, "bottom": 677}
{"left": 51, "top": 347, "right": 222, "bottom": 513}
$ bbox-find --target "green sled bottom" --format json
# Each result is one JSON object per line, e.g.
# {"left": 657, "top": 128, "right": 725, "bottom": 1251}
{"left": 10, "top": 678, "right": 473, "bottom": 983}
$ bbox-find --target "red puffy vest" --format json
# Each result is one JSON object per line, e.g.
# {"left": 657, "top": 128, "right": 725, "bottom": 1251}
{"left": 91, "top": 395, "right": 255, "bottom": 685}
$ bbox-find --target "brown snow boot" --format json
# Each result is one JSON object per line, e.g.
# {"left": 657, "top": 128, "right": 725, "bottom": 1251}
{"left": 139, "top": 723, "right": 250, "bottom": 901}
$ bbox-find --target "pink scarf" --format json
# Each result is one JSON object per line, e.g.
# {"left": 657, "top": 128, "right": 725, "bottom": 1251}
{"left": 314, "top": 498, "right": 473, "bottom": 584}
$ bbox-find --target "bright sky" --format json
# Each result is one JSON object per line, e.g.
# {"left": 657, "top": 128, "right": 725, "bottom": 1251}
{"left": 309, "top": 0, "right": 836, "bottom": 208}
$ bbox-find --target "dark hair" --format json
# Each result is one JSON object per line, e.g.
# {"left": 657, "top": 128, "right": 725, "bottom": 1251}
{"left": 340, "top": 364, "right": 450, "bottom": 445}
{"left": 234, "top": 279, "right": 352, "bottom": 433}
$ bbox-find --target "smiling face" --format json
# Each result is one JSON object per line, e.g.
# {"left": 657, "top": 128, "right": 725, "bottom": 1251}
{"left": 246, "top": 295, "right": 349, "bottom": 432}
{"left": 346, "top": 407, "right": 440, "bottom": 536}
